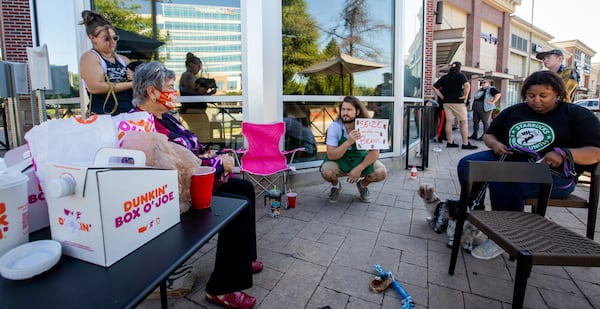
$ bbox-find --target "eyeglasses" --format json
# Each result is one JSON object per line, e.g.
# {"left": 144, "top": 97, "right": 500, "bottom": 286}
{"left": 103, "top": 35, "right": 120, "bottom": 42}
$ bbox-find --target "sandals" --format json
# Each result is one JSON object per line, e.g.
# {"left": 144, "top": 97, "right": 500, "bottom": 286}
{"left": 206, "top": 291, "right": 256, "bottom": 309}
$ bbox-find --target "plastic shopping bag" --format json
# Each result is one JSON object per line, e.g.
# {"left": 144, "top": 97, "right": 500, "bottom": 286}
{"left": 111, "top": 111, "right": 156, "bottom": 147}
{"left": 24, "top": 114, "right": 118, "bottom": 188}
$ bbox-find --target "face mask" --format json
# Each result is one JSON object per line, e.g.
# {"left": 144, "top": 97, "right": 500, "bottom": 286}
{"left": 157, "top": 90, "right": 178, "bottom": 110}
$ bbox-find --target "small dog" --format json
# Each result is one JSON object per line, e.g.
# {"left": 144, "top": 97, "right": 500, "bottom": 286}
{"left": 417, "top": 184, "right": 485, "bottom": 252}
{"left": 417, "top": 183, "right": 448, "bottom": 233}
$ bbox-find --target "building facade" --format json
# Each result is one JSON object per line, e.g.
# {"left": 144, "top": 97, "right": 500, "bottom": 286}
{"left": 1, "top": 1, "right": 427, "bottom": 169}
{"left": 429, "top": 0, "right": 518, "bottom": 108}
{"left": 428, "top": 0, "right": 598, "bottom": 108}
{"left": 1, "top": 0, "right": 597, "bottom": 161}
{"left": 160, "top": 3, "right": 242, "bottom": 93}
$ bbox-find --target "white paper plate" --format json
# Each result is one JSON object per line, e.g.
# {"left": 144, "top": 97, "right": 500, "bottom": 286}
{"left": 0, "top": 240, "right": 62, "bottom": 280}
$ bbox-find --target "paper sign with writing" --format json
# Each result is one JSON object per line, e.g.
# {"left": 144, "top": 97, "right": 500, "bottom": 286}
{"left": 355, "top": 118, "right": 389, "bottom": 150}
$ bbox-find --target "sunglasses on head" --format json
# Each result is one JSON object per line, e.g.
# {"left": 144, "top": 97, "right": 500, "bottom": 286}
{"left": 104, "top": 35, "right": 120, "bottom": 42}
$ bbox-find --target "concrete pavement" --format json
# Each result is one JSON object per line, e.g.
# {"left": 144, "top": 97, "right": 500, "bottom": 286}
{"left": 139, "top": 133, "right": 600, "bottom": 309}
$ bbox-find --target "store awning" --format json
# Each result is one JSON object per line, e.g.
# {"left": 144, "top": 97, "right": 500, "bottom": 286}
{"left": 115, "top": 27, "right": 164, "bottom": 60}
{"left": 439, "top": 65, "right": 486, "bottom": 79}
{"left": 484, "top": 71, "right": 515, "bottom": 80}
{"left": 434, "top": 28, "right": 465, "bottom": 66}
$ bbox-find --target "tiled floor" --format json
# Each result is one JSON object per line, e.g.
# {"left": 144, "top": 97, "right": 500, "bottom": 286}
{"left": 139, "top": 135, "right": 600, "bottom": 309}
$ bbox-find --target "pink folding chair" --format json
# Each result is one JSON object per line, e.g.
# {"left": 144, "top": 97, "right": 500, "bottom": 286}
{"left": 234, "top": 122, "right": 304, "bottom": 197}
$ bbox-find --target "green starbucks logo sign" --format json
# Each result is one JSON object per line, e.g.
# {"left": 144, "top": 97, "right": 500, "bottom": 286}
{"left": 508, "top": 121, "right": 554, "bottom": 152}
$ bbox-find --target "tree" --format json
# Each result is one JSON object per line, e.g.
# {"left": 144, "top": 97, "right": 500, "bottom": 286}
{"left": 323, "top": 0, "right": 389, "bottom": 93}
{"left": 93, "top": 0, "right": 151, "bottom": 33}
{"left": 93, "top": 0, "right": 168, "bottom": 59}
{"left": 282, "top": 0, "right": 320, "bottom": 94}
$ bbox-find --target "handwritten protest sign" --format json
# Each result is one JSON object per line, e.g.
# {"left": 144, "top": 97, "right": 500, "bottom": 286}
{"left": 355, "top": 118, "right": 389, "bottom": 150}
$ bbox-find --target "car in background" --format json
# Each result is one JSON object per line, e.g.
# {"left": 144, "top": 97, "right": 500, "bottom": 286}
{"left": 574, "top": 99, "right": 599, "bottom": 110}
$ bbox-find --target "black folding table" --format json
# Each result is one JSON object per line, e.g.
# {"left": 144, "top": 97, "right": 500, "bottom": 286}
{"left": 0, "top": 196, "right": 248, "bottom": 309}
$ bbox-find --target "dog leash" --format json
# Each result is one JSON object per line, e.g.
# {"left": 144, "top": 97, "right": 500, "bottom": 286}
{"left": 469, "top": 152, "right": 508, "bottom": 210}
{"left": 471, "top": 146, "right": 577, "bottom": 210}
{"left": 510, "top": 146, "right": 577, "bottom": 189}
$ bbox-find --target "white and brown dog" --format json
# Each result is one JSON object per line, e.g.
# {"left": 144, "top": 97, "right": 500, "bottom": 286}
{"left": 417, "top": 183, "right": 485, "bottom": 252}
{"left": 417, "top": 183, "right": 447, "bottom": 233}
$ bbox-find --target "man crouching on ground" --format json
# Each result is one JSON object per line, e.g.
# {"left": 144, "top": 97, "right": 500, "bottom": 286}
{"left": 320, "top": 96, "right": 387, "bottom": 203}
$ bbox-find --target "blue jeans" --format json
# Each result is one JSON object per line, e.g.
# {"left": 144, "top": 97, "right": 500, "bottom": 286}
{"left": 457, "top": 150, "right": 575, "bottom": 211}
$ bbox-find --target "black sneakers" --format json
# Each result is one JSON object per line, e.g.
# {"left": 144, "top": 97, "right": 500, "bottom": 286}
{"left": 462, "top": 143, "right": 478, "bottom": 150}
{"left": 446, "top": 142, "right": 459, "bottom": 148}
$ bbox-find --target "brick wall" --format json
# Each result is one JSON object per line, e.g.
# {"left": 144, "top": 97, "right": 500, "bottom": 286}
{"left": 424, "top": 0, "right": 434, "bottom": 98}
{"left": 1, "top": 0, "right": 33, "bottom": 62}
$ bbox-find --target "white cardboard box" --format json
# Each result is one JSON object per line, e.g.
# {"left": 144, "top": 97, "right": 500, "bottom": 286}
{"left": 4, "top": 145, "right": 49, "bottom": 233}
{"left": 43, "top": 148, "right": 180, "bottom": 267}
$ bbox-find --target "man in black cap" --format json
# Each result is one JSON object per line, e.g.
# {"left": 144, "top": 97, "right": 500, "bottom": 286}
{"left": 536, "top": 49, "right": 579, "bottom": 102}
{"left": 432, "top": 61, "right": 478, "bottom": 150}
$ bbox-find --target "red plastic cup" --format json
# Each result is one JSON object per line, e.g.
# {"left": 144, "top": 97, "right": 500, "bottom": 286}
{"left": 286, "top": 192, "right": 298, "bottom": 209}
{"left": 190, "top": 166, "right": 215, "bottom": 210}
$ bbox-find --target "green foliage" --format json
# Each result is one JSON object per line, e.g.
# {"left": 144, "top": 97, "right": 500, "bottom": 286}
{"left": 93, "top": 0, "right": 168, "bottom": 59}
{"left": 93, "top": 0, "right": 150, "bottom": 32}
{"left": 353, "top": 84, "right": 375, "bottom": 96}
{"left": 297, "top": 1, "right": 389, "bottom": 95}
{"left": 282, "top": 0, "right": 320, "bottom": 94}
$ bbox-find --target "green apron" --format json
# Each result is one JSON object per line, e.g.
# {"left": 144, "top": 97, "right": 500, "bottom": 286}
{"left": 322, "top": 130, "right": 375, "bottom": 176}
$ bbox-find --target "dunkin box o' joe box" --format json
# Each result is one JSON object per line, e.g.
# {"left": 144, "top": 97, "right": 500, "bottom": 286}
{"left": 43, "top": 148, "right": 180, "bottom": 267}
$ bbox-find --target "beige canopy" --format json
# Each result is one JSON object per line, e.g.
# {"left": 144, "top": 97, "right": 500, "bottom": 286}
{"left": 300, "top": 53, "right": 385, "bottom": 76}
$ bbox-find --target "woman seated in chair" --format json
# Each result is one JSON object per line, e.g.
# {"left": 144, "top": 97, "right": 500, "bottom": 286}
{"left": 457, "top": 70, "right": 600, "bottom": 260}
{"left": 131, "top": 61, "right": 260, "bottom": 309}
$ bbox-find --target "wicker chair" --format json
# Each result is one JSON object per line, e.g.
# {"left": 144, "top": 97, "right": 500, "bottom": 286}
{"left": 525, "top": 163, "right": 599, "bottom": 239}
{"left": 448, "top": 161, "right": 600, "bottom": 309}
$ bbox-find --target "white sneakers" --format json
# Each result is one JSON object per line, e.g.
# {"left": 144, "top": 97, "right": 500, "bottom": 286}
{"left": 471, "top": 239, "right": 504, "bottom": 260}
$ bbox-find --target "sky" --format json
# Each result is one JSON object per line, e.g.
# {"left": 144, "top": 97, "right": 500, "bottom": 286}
{"left": 514, "top": 0, "right": 600, "bottom": 62}
{"left": 35, "top": 0, "right": 80, "bottom": 71}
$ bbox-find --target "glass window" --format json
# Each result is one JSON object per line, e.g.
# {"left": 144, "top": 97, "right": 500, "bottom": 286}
{"left": 282, "top": 0, "right": 400, "bottom": 164}
{"left": 403, "top": 1, "right": 423, "bottom": 99}
{"left": 282, "top": 0, "right": 393, "bottom": 96}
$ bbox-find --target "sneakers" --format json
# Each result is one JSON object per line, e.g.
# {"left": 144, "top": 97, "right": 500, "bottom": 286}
{"left": 328, "top": 184, "right": 342, "bottom": 203}
{"left": 471, "top": 239, "right": 504, "bottom": 260}
{"left": 468, "top": 135, "right": 478, "bottom": 140}
{"left": 356, "top": 180, "right": 371, "bottom": 202}
{"left": 461, "top": 143, "right": 478, "bottom": 150}
{"left": 446, "top": 142, "right": 459, "bottom": 148}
